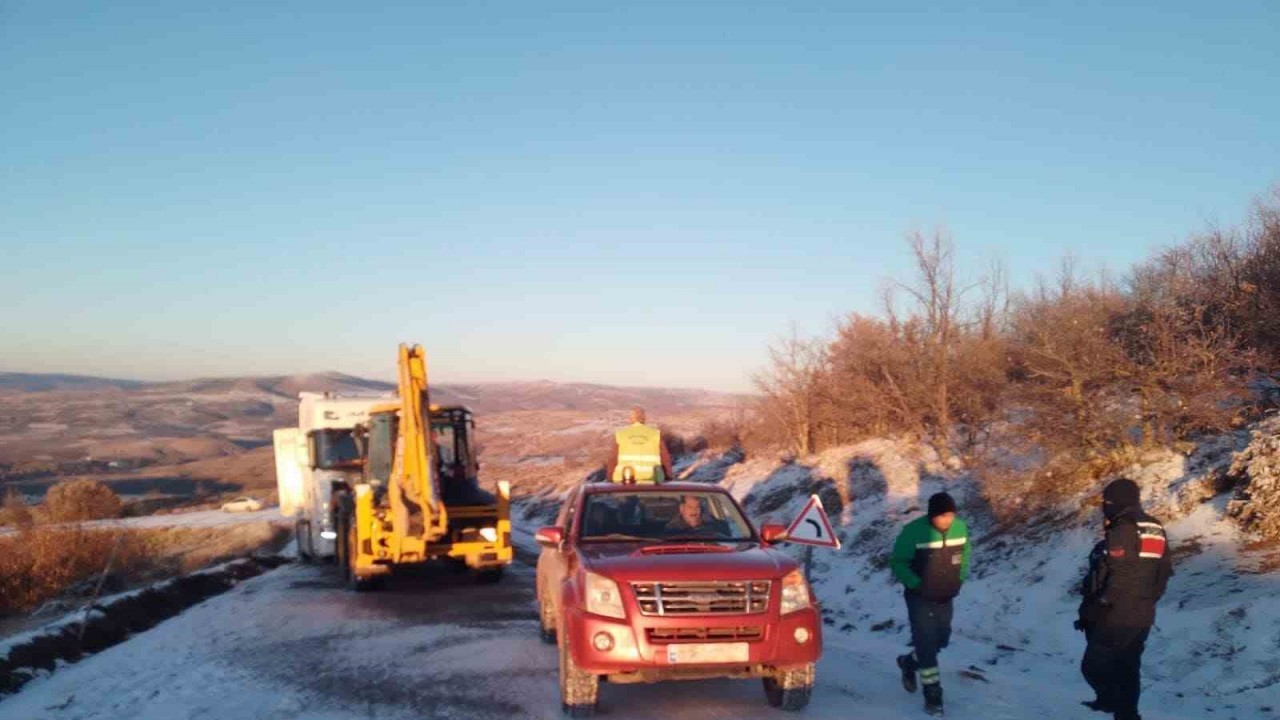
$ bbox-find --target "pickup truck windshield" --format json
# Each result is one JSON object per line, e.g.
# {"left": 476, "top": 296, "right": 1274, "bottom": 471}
{"left": 580, "top": 492, "right": 755, "bottom": 542}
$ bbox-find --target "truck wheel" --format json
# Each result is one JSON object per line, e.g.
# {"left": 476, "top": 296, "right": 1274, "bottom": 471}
{"left": 762, "top": 663, "right": 815, "bottom": 711}
{"left": 558, "top": 625, "right": 598, "bottom": 717}
{"left": 538, "top": 592, "right": 557, "bottom": 645}
{"left": 295, "top": 519, "right": 313, "bottom": 563}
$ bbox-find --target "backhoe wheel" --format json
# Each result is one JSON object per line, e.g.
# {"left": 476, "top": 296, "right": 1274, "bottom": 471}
{"left": 344, "top": 511, "right": 377, "bottom": 592}
{"left": 538, "top": 592, "right": 557, "bottom": 645}
{"left": 762, "top": 663, "right": 815, "bottom": 711}
{"left": 558, "top": 625, "right": 598, "bottom": 717}
{"left": 335, "top": 511, "right": 350, "bottom": 584}
{"left": 475, "top": 567, "right": 504, "bottom": 585}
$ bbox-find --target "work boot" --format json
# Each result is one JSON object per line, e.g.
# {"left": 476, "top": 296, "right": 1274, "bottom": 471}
{"left": 897, "top": 654, "right": 918, "bottom": 693}
{"left": 923, "top": 684, "right": 944, "bottom": 716}
{"left": 1081, "top": 699, "right": 1113, "bottom": 713}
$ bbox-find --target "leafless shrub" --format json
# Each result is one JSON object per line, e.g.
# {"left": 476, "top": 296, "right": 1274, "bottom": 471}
{"left": 39, "top": 479, "right": 124, "bottom": 523}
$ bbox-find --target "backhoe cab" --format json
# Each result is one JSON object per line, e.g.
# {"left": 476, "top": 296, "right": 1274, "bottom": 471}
{"left": 333, "top": 344, "right": 512, "bottom": 590}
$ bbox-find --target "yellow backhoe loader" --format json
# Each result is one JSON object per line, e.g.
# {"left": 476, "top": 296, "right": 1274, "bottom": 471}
{"left": 333, "top": 343, "right": 512, "bottom": 590}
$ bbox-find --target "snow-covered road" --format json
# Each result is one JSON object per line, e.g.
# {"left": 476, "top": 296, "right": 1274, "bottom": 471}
{"left": 0, "top": 555, "right": 1223, "bottom": 720}
{"left": 0, "top": 508, "right": 285, "bottom": 538}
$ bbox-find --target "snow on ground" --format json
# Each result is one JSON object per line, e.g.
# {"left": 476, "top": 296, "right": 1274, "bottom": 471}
{"left": 708, "top": 437, "right": 1280, "bottom": 719}
{"left": 0, "top": 557, "right": 1229, "bottom": 720}
{"left": 4, "top": 435, "right": 1278, "bottom": 718}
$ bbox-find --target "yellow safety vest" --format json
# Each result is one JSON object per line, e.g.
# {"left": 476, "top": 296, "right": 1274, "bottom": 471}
{"left": 613, "top": 423, "right": 664, "bottom": 484}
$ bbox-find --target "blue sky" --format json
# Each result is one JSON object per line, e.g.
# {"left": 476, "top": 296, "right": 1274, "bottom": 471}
{"left": 2, "top": 1, "right": 1276, "bottom": 391}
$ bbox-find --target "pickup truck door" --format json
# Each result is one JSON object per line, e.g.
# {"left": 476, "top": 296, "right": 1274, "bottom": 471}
{"left": 537, "top": 489, "right": 579, "bottom": 608}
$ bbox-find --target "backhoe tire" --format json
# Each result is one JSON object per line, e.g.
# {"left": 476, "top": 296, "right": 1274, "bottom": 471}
{"left": 538, "top": 593, "right": 557, "bottom": 645}
{"left": 343, "top": 508, "right": 378, "bottom": 592}
{"left": 335, "top": 512, "right": 350, "bottom": 584}
{"left": 762, "top": 663, "right": 815, "bottom": 711}
{"left": 558, "top": 625, "right": 598, "bottom": 717}
{"left": 475, "top": 567, "right": 504, "bottom": 585}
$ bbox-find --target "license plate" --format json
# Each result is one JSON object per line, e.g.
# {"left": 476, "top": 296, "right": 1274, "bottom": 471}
{"left": 666, "top": 642, "right": 749, "bottom": 664}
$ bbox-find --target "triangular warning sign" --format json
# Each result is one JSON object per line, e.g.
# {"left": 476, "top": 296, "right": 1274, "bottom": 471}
{"left": 783, "top": 494, "right": 840, "bottom": 548}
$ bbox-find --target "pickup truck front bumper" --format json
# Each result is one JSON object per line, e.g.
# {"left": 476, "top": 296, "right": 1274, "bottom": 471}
{"left": 563, "top": 605, "right": 822, "bottom": 679}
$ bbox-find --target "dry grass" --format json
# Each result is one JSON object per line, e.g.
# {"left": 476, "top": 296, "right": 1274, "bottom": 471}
{"left": 0, "top": 522, "right": 288, "bottom": 616}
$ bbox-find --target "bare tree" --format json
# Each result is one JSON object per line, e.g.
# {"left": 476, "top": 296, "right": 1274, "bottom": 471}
{"left": 895, "top": 229, "right": 965, "bottom": 460}
{"left": 753, "top": 330, "right": 831, "bottom": 455}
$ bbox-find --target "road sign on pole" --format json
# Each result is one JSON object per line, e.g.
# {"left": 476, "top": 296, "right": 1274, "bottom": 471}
{"left": 784, "top": 494, "right": 840, "bottom": 549}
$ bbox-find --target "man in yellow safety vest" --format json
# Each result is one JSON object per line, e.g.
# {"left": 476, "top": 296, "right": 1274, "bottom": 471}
{"left": 605, "top": 406, "right": 673, "bottom": 484}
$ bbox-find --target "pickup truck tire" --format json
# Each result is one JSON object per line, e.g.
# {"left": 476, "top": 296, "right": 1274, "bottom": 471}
{"left": 538, "top": 593, "right": 557, "bottom": 645}
{"left": 763, "top": 663, "right": 815, "bottom": 711}
{"left": 558, "top": 625, "right": 598, "bottom": 717}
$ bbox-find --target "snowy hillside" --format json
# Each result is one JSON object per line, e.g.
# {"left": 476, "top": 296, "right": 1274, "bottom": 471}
{"left": 698, "top": 433, "right": 1280, "bottom": 718}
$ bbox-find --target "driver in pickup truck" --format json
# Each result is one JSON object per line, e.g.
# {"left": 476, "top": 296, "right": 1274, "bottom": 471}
{"left": 664, "top": 495, "right": 723, "bottom": 538}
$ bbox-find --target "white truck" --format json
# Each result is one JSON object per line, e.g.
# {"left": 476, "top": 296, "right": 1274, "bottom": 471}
{"left": 273, "top": 392, "right": 390, "bottom": 561}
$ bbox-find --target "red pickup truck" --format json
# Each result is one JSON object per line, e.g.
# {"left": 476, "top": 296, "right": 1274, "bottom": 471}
{"left": 535, "top": 482, "right": 822, "bottom": 716}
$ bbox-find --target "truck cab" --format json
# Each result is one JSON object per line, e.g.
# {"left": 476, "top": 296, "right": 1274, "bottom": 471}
{"left": 274, "top": 393, "right": 389, "bottom": 560}
{"left": 535, "top": 482, "right": 821, "bottom": 716}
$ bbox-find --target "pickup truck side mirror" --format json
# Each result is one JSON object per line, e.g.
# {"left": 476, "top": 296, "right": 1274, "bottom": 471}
{"left": 535, "top": 526, "right": 565, "bottom": 548}
{"left": 760, "top": 523, "right": 788, "bottom": 545}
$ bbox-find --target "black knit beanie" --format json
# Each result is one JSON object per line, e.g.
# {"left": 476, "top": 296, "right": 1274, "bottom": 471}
{"left": 927, "top": 492, "right": 957, "bottom": 519}
{"left": 1102, "top": 478, "right": 1141, "bottom": 518}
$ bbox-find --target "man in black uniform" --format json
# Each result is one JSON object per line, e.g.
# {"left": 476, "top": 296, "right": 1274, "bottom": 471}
{"left": 1076, "top": 478, "right": 1173, "bottom": 720}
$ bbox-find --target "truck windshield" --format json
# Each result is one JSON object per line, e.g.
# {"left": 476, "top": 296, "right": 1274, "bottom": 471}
{"left": 579, "top": 492, "right": 755, "bottom": 542}
{"left": 313, "top": 429, "right": 361, "bottom": 470}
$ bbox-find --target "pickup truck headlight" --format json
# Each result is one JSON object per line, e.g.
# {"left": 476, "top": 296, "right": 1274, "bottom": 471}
{"left": 780, "top": 570, "right": 812, "bottom": 615}
{"left": 584, "top": 571, "right": 626, "bottom": 619}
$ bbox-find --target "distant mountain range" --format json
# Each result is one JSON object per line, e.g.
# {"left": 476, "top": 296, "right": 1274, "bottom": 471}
{"left": 0, "top": 373, "right": 146, "bottom": 393}
{"left": 0, "top": 372, "right": 743, "bottom": 467}
{"left": 0, "top": 372, "right": 739, "bottom": 415}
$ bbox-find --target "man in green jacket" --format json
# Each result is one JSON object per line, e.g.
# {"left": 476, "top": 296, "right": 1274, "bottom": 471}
{"left": 890, "top": 492, "right": 971, "bottom": 716}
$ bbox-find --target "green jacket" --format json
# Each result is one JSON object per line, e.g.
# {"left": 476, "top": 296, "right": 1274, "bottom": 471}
{"left": 890, "top": 515, "right": 971, "bottom": 601}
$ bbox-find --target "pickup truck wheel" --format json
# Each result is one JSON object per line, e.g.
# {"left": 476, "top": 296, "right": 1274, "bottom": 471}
{"left": 558, "top": 625, "right": 598, "bottom": 717}
{"left": 538, "top": 593, "right": 557, "bottom": 645}
{"left": 762, "top": 663, "right": 815, "bottom": 711}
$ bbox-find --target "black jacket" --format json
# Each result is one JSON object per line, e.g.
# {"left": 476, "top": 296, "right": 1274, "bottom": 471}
{"left": 1079, "top": 507, "right": 1173, "bottom": 641}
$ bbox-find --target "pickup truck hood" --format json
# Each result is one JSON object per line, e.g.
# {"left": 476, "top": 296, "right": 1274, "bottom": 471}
{"left": 579, "top": 542, "right": 795, "bottom": 581}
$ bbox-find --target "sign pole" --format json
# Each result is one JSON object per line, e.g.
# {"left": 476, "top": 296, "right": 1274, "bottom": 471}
{"left": 803, "top": 544, "right": 814, "bottom": 580}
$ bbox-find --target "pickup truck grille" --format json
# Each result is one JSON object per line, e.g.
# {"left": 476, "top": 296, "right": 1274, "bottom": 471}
{"left": 646, "top": 626, "right": 764, "bottom": 643}
{"left": 631, "top": 581, "right": 771, "bottom": 616}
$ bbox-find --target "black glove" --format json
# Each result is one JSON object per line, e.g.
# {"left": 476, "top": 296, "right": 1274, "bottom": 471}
{"left": 1073, "top": 619, "right": 1086, "bottom": 632}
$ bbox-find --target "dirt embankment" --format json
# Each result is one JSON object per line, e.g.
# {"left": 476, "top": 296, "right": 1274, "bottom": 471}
{"left": 0, "top": 555, "right": 291, "bottom": 696}
{"left": 0, "top": 521, "right": 290, "bottom": 618}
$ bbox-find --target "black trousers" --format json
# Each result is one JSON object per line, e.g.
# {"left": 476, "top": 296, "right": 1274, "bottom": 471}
{"left": 1081, "top": 626, "right": 1150, "bottom": 720}
{"left": 905, "top": 591, "right": 953, "bottom": 685}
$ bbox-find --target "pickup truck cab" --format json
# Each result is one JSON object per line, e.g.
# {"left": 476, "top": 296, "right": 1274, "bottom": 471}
{"left": 535, "top": 482, "right": 821, "bottom": 716}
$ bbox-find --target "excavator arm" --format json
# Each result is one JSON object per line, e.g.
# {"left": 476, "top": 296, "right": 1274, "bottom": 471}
{"left": 387, "top": 343, "right": 448, "bottom": 541}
